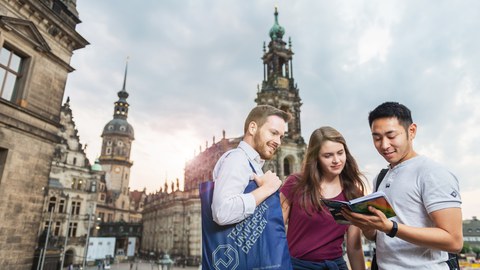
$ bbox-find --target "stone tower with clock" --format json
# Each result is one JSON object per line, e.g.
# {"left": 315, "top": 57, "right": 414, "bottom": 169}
{"left": 99, "top": 63, "right": 135, "bottom": 198}
{"left": 256, "top": 8, "right": 306, "bottom": 179}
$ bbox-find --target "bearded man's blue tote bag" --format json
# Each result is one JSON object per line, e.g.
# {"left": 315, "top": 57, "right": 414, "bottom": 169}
{"left": 200, "top": 180, "right": 292, "bottom": 270}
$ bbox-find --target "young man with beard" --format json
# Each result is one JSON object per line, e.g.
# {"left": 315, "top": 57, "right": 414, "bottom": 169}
{"left": 211, "top": 104, "right": 290, "bottom": 225}
{"left": 343, "top": 102, "right": 463, "bottom": 270}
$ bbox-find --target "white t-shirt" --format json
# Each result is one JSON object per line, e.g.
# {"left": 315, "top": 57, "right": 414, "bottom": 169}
{"left": 374, "top": 155, "right": 461, "bottom": 270}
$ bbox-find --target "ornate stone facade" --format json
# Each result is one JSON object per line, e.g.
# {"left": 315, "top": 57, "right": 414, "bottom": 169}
{"left": 0, "top": 0, "right": 87, "bottom": 269}
{"left": 142, "top": 132, "right": 239, "bottom": 262}
{"left": 40, "top": 99, "right": 103, "bottom": 267}
{"left": 143, "top": 186, "right": 202, "bottom": 263}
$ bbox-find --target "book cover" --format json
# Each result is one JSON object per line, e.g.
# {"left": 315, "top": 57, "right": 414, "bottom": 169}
{"left": 323, "top": 191, "right": 396, "bottom": 224}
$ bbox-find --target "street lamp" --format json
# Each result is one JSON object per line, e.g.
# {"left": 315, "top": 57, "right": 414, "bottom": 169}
{"left": 59, "top": 195, "right": 71, "bottom": 269}
{"left": 82, "top": 204, "right": 95, "bottom": 269}
{"left": 38, "top": 211, "right": 53, "bottom": 270}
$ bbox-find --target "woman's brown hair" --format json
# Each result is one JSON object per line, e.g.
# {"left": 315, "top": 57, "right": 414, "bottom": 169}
{"left": 292, "top": 126, "right": 366, "bottom": 214}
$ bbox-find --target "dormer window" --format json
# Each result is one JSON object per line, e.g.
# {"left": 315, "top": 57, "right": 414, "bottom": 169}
{"left": 119, "top": 126, "right": 126, "bottom": 131}
{"left": 108, "top": 125, "right": 114, "bottom": 130}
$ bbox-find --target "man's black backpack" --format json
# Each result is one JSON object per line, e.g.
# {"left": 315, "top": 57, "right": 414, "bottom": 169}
{"left": 370, "top": 169, "right": 460, "bottom": 270}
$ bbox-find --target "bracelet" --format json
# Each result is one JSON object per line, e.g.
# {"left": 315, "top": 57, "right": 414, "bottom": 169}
{"left": 386, "top": 220, "right": 398, "bottom": 238}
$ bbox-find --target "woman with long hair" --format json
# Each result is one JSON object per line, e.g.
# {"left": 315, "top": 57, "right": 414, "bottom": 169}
{"left": 280, "top": 126, "right": 367, "bottom": 270}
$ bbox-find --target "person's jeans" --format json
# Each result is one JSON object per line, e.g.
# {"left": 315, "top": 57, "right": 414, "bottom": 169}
{"left": 291, "top": 256, "right": 348, "bottom": 270}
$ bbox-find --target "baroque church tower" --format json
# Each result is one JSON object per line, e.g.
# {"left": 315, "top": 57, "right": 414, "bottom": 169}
{"left": 99, "top": 63, "right": 135, "bottom": 196}
{"left": 257, "top": 8, "right": 306, "bottom": 179}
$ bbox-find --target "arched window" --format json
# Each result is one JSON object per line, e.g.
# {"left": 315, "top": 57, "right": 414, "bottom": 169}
{"left": 90, "top": 181, "right": 97, "bottom": 193}
{"left": 48, "top": 196, "right": 57, "bottom": 212}
{"left": 77, "top": 179, "right": 83, "bottom": 190}
{"left": 283, "top": 157, "right": 291, "bottom": 177}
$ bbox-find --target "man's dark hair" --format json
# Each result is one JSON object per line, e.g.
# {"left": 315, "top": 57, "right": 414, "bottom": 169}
{"left": 368, "top": 102, "right": 413, "bottom": 131}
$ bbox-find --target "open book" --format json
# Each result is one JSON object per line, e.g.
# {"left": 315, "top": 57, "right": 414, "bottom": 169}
{"left": 323, "top": 191, "right": 396, "bottom": 224}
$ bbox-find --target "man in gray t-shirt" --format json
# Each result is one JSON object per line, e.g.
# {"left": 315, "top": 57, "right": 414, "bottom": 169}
{"left": 343, "top": 102, "right": 462, "bottom": 270}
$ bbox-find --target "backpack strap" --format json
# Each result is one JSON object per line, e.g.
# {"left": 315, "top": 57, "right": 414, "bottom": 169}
{"left": 375, "top": 169, "right": 389, "bottom": 192}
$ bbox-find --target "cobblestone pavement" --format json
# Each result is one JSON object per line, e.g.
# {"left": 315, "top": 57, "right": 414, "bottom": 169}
{"left": 83, "top": 262, "right": 199, "bottom": 270}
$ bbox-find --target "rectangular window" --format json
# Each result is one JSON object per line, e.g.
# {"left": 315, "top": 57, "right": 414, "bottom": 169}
{"left": 68, "top": 222, "right": 77, "bottom": 237}
{"left": 98, "top": 212, "right": 105, "bottom": 222}
{"left": 107, "top": 213, "right": 113, "bottom": 222}
{"left": 0, "top": 45, "right": 25, "bottom": 102}
{"left": 53, "top": 221, "right": 61, "bottom": 236}
{"left": 0, "top": 147, "right": 7, "bottom": 185}
{"left": 58, "top": 199, "right": 65, "bottom": 213}
{"left": 71, "top": 201, "right": 81, "bottom": 215}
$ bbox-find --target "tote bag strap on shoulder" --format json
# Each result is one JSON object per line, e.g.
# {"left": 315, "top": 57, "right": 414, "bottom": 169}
{"left": 200, "top": 160, "right": 292, "bottom": 270}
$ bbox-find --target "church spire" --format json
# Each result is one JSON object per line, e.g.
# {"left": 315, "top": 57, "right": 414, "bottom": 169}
{"left": 121, "top": 58, "right": 128, "bottom": 93}
{"left": 99, "top": 59, "right": 135, "bottom": 192}
{"left": 257, "top": 7, "right": 303, "bottom": 142}
{"left": 269, "top": 7, "right": 285, "bottom": 41}
{"left": 113, "top": 59, "right": 130, "bottom": 119}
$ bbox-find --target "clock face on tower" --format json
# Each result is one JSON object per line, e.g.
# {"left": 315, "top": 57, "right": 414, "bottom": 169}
{"left": 114, "top": 167, "right": 121, "bottom": 173}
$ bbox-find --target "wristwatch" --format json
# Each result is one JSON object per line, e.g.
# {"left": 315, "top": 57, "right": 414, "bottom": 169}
{"left": 387, "top": 220, "right": 398, "bottom": 238}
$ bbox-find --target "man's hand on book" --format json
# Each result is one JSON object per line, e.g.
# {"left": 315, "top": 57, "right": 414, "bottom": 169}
{"left": 341, "top": 206, "right": 392, "bottom": 236}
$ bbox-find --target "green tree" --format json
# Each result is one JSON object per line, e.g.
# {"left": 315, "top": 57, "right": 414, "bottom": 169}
{"left": 462, "top": 242, "right": 471, "bottom": 254}
{"left": 472, "top": 246, "right": 480, "bottom": 260}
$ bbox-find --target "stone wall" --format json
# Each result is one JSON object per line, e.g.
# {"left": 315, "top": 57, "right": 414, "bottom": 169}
{"left": 0, "top": 0, "right": 87, "bottom": 269}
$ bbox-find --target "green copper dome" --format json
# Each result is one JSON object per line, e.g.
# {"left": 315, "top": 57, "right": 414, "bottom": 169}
{"left": 269, "top": 7, "right": 285, "bottom": 40}
{"left": 91, "top": 158, "right": 102, "bottom": 171}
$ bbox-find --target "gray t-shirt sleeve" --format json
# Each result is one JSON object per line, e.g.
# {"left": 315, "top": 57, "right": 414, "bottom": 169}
{"left": 421, "top": 165, "right": 462, "bottom": 213}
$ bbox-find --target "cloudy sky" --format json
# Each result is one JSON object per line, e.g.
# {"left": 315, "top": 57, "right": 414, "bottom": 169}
{"left": 65, "top": 1, "right": 480, "bottom": 219}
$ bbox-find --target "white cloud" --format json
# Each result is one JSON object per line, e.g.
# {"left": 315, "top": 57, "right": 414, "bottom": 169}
{"left": 357, "top": 24, "right": 392, "bottom": 64}
{"left": 67, "top": 1, "right": 480, "bottom": 219}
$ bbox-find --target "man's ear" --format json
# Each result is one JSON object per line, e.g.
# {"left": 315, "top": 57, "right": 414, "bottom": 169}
{"left": 248, "top": 121, "right": 258, "bottom": 135}
{"left": 408, "top": 123, "right": 417, "bottom": 140}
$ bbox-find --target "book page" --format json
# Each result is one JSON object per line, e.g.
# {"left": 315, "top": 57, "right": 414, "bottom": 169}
{"left": 349, "top": 192, "right": 396, "bottom": 218}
